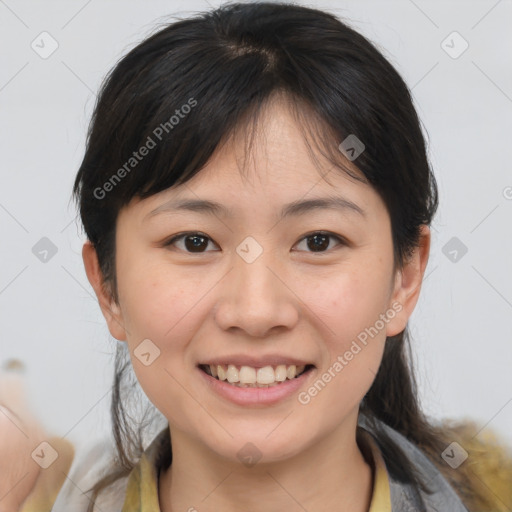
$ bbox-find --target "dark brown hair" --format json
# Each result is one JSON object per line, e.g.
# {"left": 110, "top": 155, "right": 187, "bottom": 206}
{"left": 72, "top": 2, "right": 487, "bottom": 509}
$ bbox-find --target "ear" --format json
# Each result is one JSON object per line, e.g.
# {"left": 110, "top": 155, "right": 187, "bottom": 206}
{"left": 386, "top": 225, "right": 431, "bottom": 337}
{"left": 82, "top": 240, "right": 127, "bottom": 341}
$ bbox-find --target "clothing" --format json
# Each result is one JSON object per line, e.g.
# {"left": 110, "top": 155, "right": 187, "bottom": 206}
{"left": 119, "top": 425, "right": 392, "bottom": 511}
{"left": 46, "top": 415, "right": 511, "bottom": 511}
{"left": 51, "top": 422, "right": 392, "bottom": 511}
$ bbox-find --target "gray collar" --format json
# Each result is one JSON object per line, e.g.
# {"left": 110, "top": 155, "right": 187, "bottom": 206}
{"left": 358, "top": 414, "right": 469, "bottom": 511}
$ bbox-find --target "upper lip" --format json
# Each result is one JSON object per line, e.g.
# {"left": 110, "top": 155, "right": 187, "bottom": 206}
{"left": 199, "top": 354, "right": 315, "bottom": 368}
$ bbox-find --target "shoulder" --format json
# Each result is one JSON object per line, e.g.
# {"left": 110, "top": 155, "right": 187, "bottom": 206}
{"left": 51, "top": 436, "right": 129, "bottom": 511}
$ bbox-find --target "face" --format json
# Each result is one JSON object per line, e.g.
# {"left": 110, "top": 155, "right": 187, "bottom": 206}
{"left": 84, "top": 98, "right": 428, "bottom": 466}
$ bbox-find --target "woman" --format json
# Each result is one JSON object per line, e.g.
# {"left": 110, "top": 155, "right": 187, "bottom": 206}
{"left": 5, "top": 2, "right": 511, "bottom": 511}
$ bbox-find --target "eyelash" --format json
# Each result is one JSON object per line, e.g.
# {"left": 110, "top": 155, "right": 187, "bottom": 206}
{"left": 162, "top": 231, "right": 347, "bottom": 254}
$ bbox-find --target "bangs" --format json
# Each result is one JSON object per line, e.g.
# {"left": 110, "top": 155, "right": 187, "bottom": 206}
{"left": 87, "top": 72, "right": 366, "bottom": 214}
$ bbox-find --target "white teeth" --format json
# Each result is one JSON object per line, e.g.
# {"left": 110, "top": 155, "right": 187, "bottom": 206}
{"left": 286, "top": 365, "right": 297, "bottom": 380}
{"left": 206, "top": 363, "right": 307, "bottom": 386}
{"left": 239, "top": 366, "right": 256, "bottom": 384}
{"left": 217, "top": 365, "right": 227, "bottom": 381}
{"left": 226, "top": 364, "right": 239, "bottom": 383}
{"left": 256, "top": 366, "right": 275, "bottom": 384}
{"left": 274, "top": 365, "right": 287, "bottom": 382}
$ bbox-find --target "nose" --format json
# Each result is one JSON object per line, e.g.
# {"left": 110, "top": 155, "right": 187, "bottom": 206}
{"left": 213, "top": 249, "right": 299, "bottom": 338}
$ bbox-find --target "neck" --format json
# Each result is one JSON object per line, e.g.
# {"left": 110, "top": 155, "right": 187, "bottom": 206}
{"left": 158, "top": 418, "right": 373, "bottom": 512}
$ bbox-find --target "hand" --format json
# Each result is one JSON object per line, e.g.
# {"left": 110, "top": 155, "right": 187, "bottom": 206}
{"left": 0, "top": 361, "right": 47, "bottom": 512}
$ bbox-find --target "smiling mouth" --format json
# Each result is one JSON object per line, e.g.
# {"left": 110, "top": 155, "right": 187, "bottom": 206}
{"left": 198, "top": 363, "right": 315, "bottom": 388}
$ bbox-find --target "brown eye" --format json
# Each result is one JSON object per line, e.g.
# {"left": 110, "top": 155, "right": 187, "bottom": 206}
{"left": 164, "top": 232, "right": 218, "bottom": 253}
{"left": 294, "top": 232, "right": 345, "bottom": 253}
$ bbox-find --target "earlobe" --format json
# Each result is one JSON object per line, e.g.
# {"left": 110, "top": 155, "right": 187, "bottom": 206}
{"left": 385, "top": 225, "right": 431, "bottom": 337}
{"left": 82, "top": 240, "right": 127, "bottom": 341}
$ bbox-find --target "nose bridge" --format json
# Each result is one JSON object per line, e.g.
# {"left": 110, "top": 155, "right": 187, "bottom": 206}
{"left": 214, "top": 237, "right": 298, "bottom": 336}
{"left": 237, "top": 245, "right": 280, "bottom": 302}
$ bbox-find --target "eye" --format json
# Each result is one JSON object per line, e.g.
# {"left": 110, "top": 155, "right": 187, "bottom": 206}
{"left": 294, "top": 231, "right": 346, "bottom": 253}
{"left": 163, "top": 232, "right": 219, "bottom": 253}
{"left": 163, "top": 230, "right": 346, "bottom": 254}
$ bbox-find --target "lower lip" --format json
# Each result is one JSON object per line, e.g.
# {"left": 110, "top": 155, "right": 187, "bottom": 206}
{"left": 197, "top": 365, "right": 316, "bottom": 406}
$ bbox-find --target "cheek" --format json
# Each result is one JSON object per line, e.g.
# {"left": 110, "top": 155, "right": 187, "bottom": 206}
{"left": 306, "top": 265, "right": 391, "bottom": 343}
{"left": 298, "top": 261, "right": 391, "bottom": 403}
{"left": 120, "top": 266, "right": 203, "bottom": 419}
{"left": 301, "top": 274, "right": 388, "bottom": 413}
{"left": 118, "top": 258, "right": 201, "bottom": 343}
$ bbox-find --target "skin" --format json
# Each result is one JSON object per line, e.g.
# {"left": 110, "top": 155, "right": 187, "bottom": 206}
{"left": 83, "top": 96, "right": 430, "bottom": 512}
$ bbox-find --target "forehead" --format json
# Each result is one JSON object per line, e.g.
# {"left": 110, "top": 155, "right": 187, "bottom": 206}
{"left": 127, "top": 97, "right": 383, "bottom": 220}
{"left": 210, "top": 95, "right": 366, "bottom": 182}
{"left": 175, "top": 98, "right": 365, "bottom": 191}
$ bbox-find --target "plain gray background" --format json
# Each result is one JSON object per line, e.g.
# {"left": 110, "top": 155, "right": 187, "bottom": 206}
{"left": 1, "top": 0, "right": 511, "bottom": 455}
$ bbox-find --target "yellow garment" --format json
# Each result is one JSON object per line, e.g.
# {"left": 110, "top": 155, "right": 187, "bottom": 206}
{"left": 119, "top": 426, "right": 392, "bottom": 511}
{"left": 362, "top": 430, "right": 392, "bottom": 511}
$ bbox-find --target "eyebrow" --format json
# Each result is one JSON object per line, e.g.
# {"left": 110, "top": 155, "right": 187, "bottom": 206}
{"left": 145, "top": 195, "right": 366, "bottom": 221}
